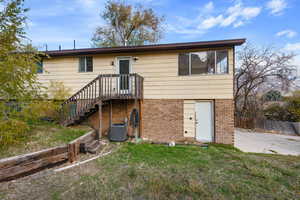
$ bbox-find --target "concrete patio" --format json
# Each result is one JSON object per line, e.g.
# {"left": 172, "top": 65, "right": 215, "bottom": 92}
{"left": 235, "top": 129, "right": 300, "bottom": 156}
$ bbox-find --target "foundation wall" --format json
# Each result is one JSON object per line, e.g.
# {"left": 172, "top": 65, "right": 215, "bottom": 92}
{"left": 87, "top": 99, "right": 234, "bottom": 145}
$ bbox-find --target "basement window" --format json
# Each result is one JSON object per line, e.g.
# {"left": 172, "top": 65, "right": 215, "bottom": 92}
{"left": 178, "top": 50, "right": 228, "bottom": 75}
{"left": 79, "top": 56, "right": 93, "bottom": 72}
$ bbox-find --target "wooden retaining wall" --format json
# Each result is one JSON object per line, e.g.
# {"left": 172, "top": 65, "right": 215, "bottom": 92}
{"left": 0, "top": 130, "right": 96, "bottom": 182}
{"left": 68, "top": 130, "right": 96, "bottom": 162}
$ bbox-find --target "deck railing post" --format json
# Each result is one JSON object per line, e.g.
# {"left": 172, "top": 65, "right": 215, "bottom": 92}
{"left": 134, "top": 74, "right": 138, "bottom": 98}
{"left": 97, "top": 101, "right": 102, "bottom": 140}
{"left": 109, "top": 74, "right": 112, "bottom": 98}
{"left": 99, "top": 75, "right": 102, "bottom": 99}
{"left": 142, "top": 77, "right": 144, "bottom": 99}
{"left": 60, "top": 73, "right": 143, "bottom": 126}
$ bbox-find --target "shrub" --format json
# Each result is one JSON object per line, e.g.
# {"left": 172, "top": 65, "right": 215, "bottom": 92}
{"left": 0, "top": 119, "right": 30, "bottom": 149}
{"left": 29, "top": 81, "right": 72, "bottom": 122}
{"left": 286, "top": 94, "right": 300, "bottom": 122}
{"left": 20, "top": 101, "right": 61, "bottom": 123}
{"left": 48, "top": 81, "right": 71, "bottom": 100}
{"left": 263, "top": 91, "right": 300, "bottom": 122}
{"left": 263, "top": 104, "right": 291, "bottom": 121}
{"left": 262, "top": 90, "right": 282, "bottom": 102}
{"left": 12, "top": 82, "right": 72, "bottom": 123}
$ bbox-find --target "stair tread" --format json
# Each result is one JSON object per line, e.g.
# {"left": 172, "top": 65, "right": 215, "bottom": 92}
{"left": 61, "top": 94, "right": 121, "bottom": 126}
{"left": 61, "top": 97, "right": 113, "bottom": 126}
{"left": 86, "top": 140, "right": 100, "bottom": 147}
{"left": 86, "top": 140, "right": 101, "bottom": 154}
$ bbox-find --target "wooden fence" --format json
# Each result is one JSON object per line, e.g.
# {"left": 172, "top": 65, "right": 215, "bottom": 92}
{"left": 235, "top": 117, "right": 255, "bottom": 129}
{"left": 0, "top": 130, "right": 96, "bottom": 182}
{"left": 235, "top": 117, "right": 299, "bottom": 135}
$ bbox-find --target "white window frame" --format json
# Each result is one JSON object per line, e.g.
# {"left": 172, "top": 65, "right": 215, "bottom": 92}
{"left": 79, "top": 56, "right": 93, "bottom": 73}
{"left": 179, "top": 50, "right": 229, "bottom": 76}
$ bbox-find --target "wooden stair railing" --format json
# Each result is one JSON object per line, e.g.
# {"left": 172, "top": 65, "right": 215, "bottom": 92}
{"left": 60, "top": 73, "right": 144, "bottom": 126}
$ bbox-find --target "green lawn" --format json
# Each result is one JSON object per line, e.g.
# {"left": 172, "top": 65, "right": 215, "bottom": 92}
{"left": 1, "top": 143, "right": 299, "bottom": 200}
{"left": 0, "top": 122, "right": 91, "bottom": 159}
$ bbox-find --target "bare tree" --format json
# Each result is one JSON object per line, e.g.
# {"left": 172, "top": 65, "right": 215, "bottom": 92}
{"left": 91, "top": 1, "right": 164, "bottom": 47}
{"left": 234, "top": 43, "right": 297, "bottom": 117}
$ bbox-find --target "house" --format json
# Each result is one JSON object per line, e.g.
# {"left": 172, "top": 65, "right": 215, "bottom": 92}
{"left": 38, "top": 39, "right": 245, "bottom": 145}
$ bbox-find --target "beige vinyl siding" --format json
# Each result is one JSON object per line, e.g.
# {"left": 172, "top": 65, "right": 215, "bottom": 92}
{"left": 38, "top": 56, "right": 115, "bottom": 93}
{"left": 183, "top": 100, "right": 196, "bottom": 138}
{"left": 38, "top": 47, "right": 234, "bottom": 99}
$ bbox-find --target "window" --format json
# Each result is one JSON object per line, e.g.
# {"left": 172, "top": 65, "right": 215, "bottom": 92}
{"left": 36, "top": 60, "right": 43, "bottom": 74}
{"left": 216, "top": 50, "right": 228, "bottom": 74}
{"left": 178, "top": 53, "right": 189, "bottom": 75}
{"left": 178, "top": 50, "right": 228, "bottom": 75}
{"left": 79, "top": 56, "right": 93, "bottom": 72}
{"left": 191, "top": 51, "right": 215, "bottom": 74}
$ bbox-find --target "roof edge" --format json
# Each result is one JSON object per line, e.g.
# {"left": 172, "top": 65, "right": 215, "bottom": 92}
{"left": 43, "top": 38, "right": 246, "bottom": 57}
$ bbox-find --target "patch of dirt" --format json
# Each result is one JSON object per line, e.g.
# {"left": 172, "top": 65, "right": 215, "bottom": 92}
{"left": 286, "top": 138, "right": 298, "bottom": 141}
{"left": 0, "top": 139, "right": 117, "bottom": 200}
{"left": 236, "top": 128, "right": 299, "bottom": 137}
{"left": 268, "top": 149, "right": 278, "bottom": 154}
{"left": 0, "top": 124, "right": 92, "bottom": 159}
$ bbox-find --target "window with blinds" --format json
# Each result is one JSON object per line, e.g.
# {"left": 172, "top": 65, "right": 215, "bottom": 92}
{"left": 79, "top": 56, "right": 93, "bottom": 72}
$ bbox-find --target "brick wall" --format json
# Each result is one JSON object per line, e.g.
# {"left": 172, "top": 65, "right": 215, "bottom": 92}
{"left": 87, "top": 98, "right": 234, "bottom": 145}
{"left": 141, "top": 99, "right": 184, "bottom": 142}
{"left": 214, "top": 99, "right": 234, "bottom": 145}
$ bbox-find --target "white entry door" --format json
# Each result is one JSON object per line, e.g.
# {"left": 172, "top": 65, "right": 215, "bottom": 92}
{"left": 195, "top": 101, "right": 214, "bottom": 142}
{"left": 117, "top": 57, "right": 132, "bottom": 94}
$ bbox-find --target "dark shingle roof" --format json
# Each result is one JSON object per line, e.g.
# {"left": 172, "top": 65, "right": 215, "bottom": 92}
{"left": 44, "top": 38, "right": 246, "bottom": 57}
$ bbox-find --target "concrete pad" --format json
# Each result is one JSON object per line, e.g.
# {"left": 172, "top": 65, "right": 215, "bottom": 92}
{"left": 234, "top": 129, "right": 300, "bottom": 156}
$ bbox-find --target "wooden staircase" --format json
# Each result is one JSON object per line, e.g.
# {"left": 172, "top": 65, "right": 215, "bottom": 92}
{"left": 60, "top": 74, "right": 144, "bottom": 126}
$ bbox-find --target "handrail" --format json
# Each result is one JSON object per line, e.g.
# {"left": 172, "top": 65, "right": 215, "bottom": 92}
{"left": 62, "top": 75, "right": 100, "bottom": 106}
{"left": 60, "top": 73, "right": 144, "bottom": 125}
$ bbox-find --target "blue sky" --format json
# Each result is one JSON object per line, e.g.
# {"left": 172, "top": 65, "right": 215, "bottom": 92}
{"left": 15, "top": 0, "right": 300, "bottom": 66}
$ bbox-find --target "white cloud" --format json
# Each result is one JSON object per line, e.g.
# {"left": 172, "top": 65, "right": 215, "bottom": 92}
{"left": 167, "top": 24, "right": 205, "bottom": 35}
{"left": 28, "top": 24, "right": 91, "bottom": 50}
{"left": 293, "top": 55, "right": 300, "bottom": 67}
{"left": 27, "top": 21, "right": 37, "bottom": 28}
{"left": 201, "top": 15, "right": 223, "bottom": 29}
{"left": 28, "top": 0, "right": 104, "bottom": 17}
{"left": 76, "top": 0, "right": 98, "bottom": 8}
{"left": 200, "top": 3, "right": 261, "bottom": 30}
{"left": 266, "top": 0, "right": 287, "bottom": 15}
{"left": 130, "top": 0, "right": 155, "bottom": 2}
{"left": 284, "top": 43, "right": 300, "bottom": 51}
{"left": 276, "top": 30, "right": 297, "bottom": 38}
{"left": 291, "top": 56, "right": 300, "bottom": 84}
{"left": 233, "top": 21, "right": 244, "bottom": 28}
{"left": 0, "top": 3, "right": 4, "bottom": 12}
{"left": 128, "top": 0, "right": 165, "bottom": 6}
{"left": 204, "top": 1, "right": 214, "bottom": 12}
{"left": 241, "top": 7, "right": 262, "bottom": 19}
{"left": 27, "top": 0, "right": 106, "bottom": 50}
{"left": 168, "top": 1, "right": 261, "bottom": 37}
